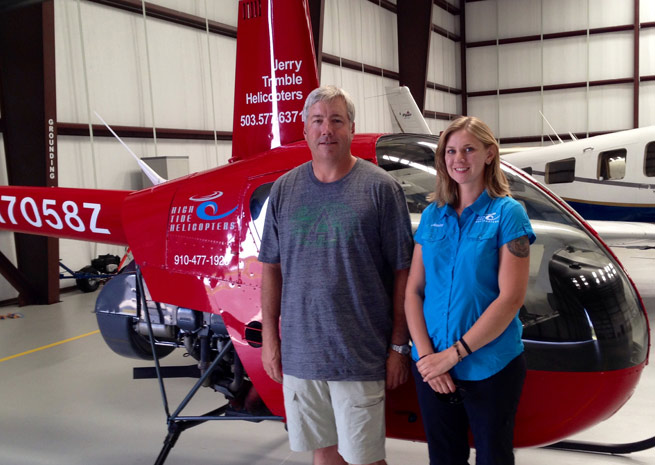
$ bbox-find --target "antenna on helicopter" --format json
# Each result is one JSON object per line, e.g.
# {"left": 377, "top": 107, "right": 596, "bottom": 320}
{"left": 94, "top": 111, "right": 167, "bottom": 186}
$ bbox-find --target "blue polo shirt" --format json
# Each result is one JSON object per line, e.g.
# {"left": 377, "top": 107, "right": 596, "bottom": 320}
{"left": 412, "top": 191, "right": 535, "bottom": 381}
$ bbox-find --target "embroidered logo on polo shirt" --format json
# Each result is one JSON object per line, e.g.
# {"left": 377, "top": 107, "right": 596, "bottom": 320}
{"left": 431, "top": 223, "right": 445, "bottom": 228}
{"left": 475, "top": 212, "right": 500, "bottom": 223}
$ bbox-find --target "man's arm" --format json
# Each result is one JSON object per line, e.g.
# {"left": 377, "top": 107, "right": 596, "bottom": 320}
{"left": 261, "top": 262, "right": 283, "bottom": 383}
{"left": 386, "top": 267, "right": 410, "bottom": 390}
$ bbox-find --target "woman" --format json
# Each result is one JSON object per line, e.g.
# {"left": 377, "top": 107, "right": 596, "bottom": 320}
{"left": 405, "top": 116, "right": 535, "bottom": 465}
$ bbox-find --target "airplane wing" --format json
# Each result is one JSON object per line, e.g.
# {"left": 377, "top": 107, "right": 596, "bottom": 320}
{"left": 499, "top": 146, "right": 538, "bottom": 155}
{"left": 0, "top": 185, "right": 131, "bottom": 245}
{"left": 385, "top": 86, "right": 431, "bottom": 134}
{"left": 587, "top": 220, "right": 655, "bottom": 248}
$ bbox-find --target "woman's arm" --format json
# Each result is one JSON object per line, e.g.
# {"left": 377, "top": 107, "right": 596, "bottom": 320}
{"left": 459, "top": 235, "right": 530, "bottom": 353}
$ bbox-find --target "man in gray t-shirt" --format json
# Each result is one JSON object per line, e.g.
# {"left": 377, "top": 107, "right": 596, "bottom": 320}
{"left": 259, "top": 85, "right": 413, "bottom": 465}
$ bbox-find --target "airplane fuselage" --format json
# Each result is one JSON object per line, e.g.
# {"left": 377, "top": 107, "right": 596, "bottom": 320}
{"left": 503, "top": 126, "right": 655, "bottom": 222}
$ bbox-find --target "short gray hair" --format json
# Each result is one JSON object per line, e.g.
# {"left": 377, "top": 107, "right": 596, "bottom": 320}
{"left": 302, "top": 85, "right": 355, "bottom": 124}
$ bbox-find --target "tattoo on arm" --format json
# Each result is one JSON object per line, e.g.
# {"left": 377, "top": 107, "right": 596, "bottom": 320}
{"left": 507, "top": 236, "right": 530, "bottom": 258}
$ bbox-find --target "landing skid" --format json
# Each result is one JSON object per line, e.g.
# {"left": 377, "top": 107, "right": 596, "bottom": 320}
{"left": 133, "top": 267, "right": 283, "bottom": 465}
{"left": 546, "top": 436, "right": 655, "bottom": 455}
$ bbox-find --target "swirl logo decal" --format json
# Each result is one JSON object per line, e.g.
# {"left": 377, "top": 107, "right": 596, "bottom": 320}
{"left": 189, "top": 191, "right": 224, "bottom": 202}
{"left": 196, "top": 201, "right": 238, "bottom": 221}
{"left": 191, "top": 191, "right": 237, "bottom": 221}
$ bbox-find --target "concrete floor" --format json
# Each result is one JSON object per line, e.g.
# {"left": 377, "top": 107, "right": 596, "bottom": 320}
{"left": 0, "top": 246, "right": 654, "bottom": 465}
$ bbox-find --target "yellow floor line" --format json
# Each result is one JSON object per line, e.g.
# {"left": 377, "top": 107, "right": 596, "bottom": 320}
{"left": 0, "top": 329, "right": 100, "bottom": 363}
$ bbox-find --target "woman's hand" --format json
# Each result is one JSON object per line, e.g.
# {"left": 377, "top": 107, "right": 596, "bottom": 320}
{"left": 427, "top": 372, "right": 456, "bottom": 394}
{"left": 416, "top": 347, "right": 459, "bottom": 385}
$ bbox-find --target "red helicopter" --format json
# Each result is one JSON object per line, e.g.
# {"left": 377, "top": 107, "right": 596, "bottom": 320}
{"left": 0, "top": 0, "right": 651, "bottom": 463}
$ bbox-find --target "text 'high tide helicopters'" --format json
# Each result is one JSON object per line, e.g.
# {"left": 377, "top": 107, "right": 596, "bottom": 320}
{"left": 0, "top": 0, "right": 651, "bottom": 462}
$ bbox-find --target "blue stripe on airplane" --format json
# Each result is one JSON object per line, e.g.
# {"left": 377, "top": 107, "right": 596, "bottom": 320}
{"left": 566, "top": 201, "right": 655, "bottom": 222}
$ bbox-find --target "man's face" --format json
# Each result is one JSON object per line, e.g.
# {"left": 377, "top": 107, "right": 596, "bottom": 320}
{"left": 303, "top": 98, "right": 355, "bottom": 162}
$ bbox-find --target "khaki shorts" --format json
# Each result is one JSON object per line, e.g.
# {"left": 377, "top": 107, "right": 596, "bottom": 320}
{"left": 282, "top": 374, "right": 386, "bottom": 464}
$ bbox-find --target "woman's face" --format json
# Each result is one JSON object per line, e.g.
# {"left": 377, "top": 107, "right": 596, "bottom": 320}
{"left": 444, "top": 129, "right": 494, "bottom": 190}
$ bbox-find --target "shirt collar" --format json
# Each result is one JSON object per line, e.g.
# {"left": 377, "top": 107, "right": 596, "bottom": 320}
{"left": 441, "top": 190, "right": 492, "bottom": 218}
{"left": 469, "top": 190, "right": 493, "bottom": 216}
{"left": 440, "top": 203, "right": 456, "bottom": 219}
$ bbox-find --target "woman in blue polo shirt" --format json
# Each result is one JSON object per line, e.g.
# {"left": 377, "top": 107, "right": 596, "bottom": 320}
{"left": 405, "top": 116, "right": 535, "bottom": 465}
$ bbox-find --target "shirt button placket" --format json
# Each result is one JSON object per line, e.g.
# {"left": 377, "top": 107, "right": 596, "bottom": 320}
{"left": 445, "top": 222, "right": 461, "bottom": 338}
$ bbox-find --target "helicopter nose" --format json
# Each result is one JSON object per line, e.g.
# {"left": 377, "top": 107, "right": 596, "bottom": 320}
{"left": 521, "top": 242, "right": 648, "bottom": 372}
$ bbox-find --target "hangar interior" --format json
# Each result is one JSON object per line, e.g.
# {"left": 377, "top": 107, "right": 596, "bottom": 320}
{"left": 0, "top": 0, "right": 654, "bottom": 302}
{"left": 1, "top": 1, "right": 655, "bottom": 464}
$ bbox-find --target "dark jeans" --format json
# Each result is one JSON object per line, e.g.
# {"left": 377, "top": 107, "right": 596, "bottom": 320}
{"left": 412, "top": 353, "right": 527, "bottom": 465}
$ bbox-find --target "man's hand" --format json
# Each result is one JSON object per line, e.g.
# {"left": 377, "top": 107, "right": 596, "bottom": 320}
{"left": 386, "top": 350, "right": 409, "bottom": 390}
{"left": 262, "top": 337, "right": 283, "bottom": 383}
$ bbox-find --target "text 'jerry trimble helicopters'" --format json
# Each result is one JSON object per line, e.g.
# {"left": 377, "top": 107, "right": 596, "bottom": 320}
{"left": 0, "top": 0, "right": 650, "bottom": 460}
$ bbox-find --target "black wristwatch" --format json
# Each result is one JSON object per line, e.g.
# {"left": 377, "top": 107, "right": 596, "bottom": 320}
{"left": 390, "top": 343, "right": 411, "bottom": 356}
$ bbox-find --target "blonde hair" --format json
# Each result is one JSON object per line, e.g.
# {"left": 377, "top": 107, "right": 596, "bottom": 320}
{"left": 429, "top": 116, "right": 510, "bottom": 206}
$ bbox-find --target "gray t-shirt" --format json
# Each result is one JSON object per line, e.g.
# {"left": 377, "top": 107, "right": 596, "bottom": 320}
{"left": 258, "top": 158, "right": 413, "bottom": 381}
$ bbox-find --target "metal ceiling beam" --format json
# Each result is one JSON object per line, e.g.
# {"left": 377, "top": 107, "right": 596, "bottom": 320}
{"left": 308, "top": 0, "right": 325, "bottom": 81}
{"left": 633, "top": 0, "right": 639, "bottom": 128}
{"left": 397, "top": 0, "right": 433, "bottom": 112}
{"left": 0, "top": 0, "right": 60, "bottom": 305}
{"left": 459, "top": 0, "right": 467, "bottom": 116}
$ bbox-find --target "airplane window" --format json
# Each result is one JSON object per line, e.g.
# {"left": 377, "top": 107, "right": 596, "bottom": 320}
{"left": 597, "top": 148, "right": 626, "bottom": 180}
{"left": 375, "top": 133, "right": 649, "bottom": 372}
{"left": 644, "top": 141, "right": 655, "bottom": 177}
{"left": 545, "top": 158, "right": 575, "bottom": 184}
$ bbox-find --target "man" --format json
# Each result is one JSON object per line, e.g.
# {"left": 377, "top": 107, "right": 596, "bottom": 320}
{"left": 259, "top": 85, "right": 413, "bottom": 465}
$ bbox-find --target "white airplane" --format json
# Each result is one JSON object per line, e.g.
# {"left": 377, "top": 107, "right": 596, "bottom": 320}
{"left": 385, "top": 87, "right": 655, "bottom": 247}
{"left": 502, "top": 127, "right": 655, "bottom": 247}
{"left": 386, "top": 86, "right": 432, "bottom": 134}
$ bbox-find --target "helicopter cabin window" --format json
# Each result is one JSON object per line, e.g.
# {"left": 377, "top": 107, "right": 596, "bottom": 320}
{"left": 249, "top": 182, "right": 273, "bottom": 239}
{"left": 545, "top": 158, "right": 575, "bottom": 184}
{"left": 597, "top": 149, "right": 626, "bottom": 180}
{"left": 644, "top": 142, "right": 655, "bottom": 177}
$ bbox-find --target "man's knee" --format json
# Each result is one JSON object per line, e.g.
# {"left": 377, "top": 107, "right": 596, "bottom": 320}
{"left": 313, "top": 445, "right": 347, "bottom": 465}
{"left": 312, "top": 446, "right": 388, "bottom": 465}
